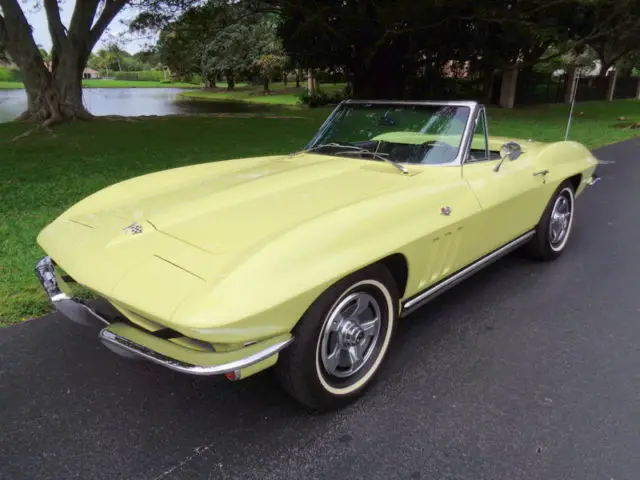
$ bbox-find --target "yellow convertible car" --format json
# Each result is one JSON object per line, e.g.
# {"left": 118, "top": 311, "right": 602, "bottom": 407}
{"left": 35, "top": 100, "right": 600, "bottom": 410}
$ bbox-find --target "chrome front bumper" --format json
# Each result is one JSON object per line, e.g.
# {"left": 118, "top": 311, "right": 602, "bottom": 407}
{"left": 98, "top": 328, "right": 293, "bottom": 376}
{"left": 587, "top": 173, "right": 601, "bottom": 186}
{"left": 35, "top": 256, "right": 293, "bottom": 377}
{"left": 35, "top": 256, "right": 109, "bottom": 327}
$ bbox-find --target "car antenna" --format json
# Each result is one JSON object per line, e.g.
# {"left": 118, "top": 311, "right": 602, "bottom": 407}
{"left": 564, "top": 68, "right": 581, "bottom": 141}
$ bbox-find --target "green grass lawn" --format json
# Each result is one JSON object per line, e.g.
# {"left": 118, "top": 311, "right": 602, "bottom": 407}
{"left": 0, "top": 81, "right": 24, "bottom": 89}
{"left": 0, "top": 79, "right": 202, "bottom": 90}
{"left": 82, "top": 79, "right": 201, "bottom": 88}
{"left": 0, "top": 99, "right": 638, "bottom": 325}
{"left": 180, "top": 82, "right": 346, "bottom": 105}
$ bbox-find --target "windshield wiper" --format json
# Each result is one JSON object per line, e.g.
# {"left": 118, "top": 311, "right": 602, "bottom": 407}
{"left": 304, "top": 142, "right": 356, "bottom": 153}
{"left": 303, "top": 142, "right": 409, "bottom": 175}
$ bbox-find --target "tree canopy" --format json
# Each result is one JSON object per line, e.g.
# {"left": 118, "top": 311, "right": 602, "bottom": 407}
{"left": 156, "top": 2, "right": 285, "bottom": 89}
{"left": 256, "top": 0, "right": 640, "bottom": 98}
{"left": 1, "top": 0, "right": 639, "bottom": 122}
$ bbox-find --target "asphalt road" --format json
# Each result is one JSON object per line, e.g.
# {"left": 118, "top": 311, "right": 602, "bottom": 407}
{"left": 2, "top": 137, "right": 640, "bottom": 480}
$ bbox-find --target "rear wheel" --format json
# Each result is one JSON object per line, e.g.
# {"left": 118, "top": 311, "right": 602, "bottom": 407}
{"left": 524, "top": 181, "right": 575, "bottom": 261}
{"left": 275, "top": 264, "right": 398, "bottom": 410}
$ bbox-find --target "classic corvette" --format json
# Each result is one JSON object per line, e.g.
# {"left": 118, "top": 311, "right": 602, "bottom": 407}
{"left": 35, "top": 100, "right": 600, "bottom": 410}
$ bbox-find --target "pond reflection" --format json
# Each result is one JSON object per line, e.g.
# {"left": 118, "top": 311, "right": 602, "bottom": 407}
{"left": 0, "top": 87, "right": 291, "bottom": 123}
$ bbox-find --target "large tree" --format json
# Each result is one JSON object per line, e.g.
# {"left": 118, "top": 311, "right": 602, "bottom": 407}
{"left": 156, "top": 2, "right": 226, "bottom": 85}
{"left": 0, "top": 0, "right": 201, "bottom": 124}
{"left": 583, "top": 0, "right": 640, "bottom": 77}
{"left": 201, "top": 10, "right": 284, "bottom": 90}
{"left": 260, "top": 0, "right": 640, "bottom": 100}
{"left": 0, "top": 0, "right": 132, "bottom": 123}
{"left": 155, "top": 2, "right": 283, "bottom": 89}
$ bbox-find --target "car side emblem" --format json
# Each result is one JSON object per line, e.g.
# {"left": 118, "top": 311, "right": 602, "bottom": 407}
{"left": 123, "top": 223, "right": 144, "bottom": 235}
{"left": 440, "top": 206, "right": 452, "bottom": 216}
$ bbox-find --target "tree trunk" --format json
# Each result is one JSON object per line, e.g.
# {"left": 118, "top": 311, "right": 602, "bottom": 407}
{"left": 263, "top": 76, "right": 270, "bottom": 94}
{"left": 482, "top": 67, "right": 496, "bottom": 103}
{"left": 0, "top": 0, "right": 127, "bottom": 124}
{"left": 498, "top": 67, "right": 519, "bottom": 109}
{"left": 4, "top": 26, "right": 90, "bottom": 123}
{"left": 283, "top": 72, "right": 288, "bottom": 86}
{"left": 204, "top": 73, "right": 217, "bottom": 89}
{"left": 226, "top": 74, "right": 235, "bottom": 90}
{"left": 295, "top": 69, "right": 300, "bottom": 88}
{"left": 307, "top": 69, "right": 318, "bottom": 94}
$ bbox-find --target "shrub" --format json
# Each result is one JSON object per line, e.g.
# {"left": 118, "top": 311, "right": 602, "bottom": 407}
{"left": 0, "top": 67, "right": 22, "bottom": 82}
{"left": 113, "top": 70, "right": 166, "bottom": 82}
{"left": 298, "top": 86, "right": 349, "bottom": 107}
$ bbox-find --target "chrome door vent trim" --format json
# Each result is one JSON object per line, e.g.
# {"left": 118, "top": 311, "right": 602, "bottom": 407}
{"left": 400, "top": 230, "right": 535, "bottom": 317}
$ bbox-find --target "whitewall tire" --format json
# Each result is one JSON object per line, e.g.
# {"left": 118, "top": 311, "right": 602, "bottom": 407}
{"left": 275, "top": 264, "right": 398, "bottom": 410}
{"left": 524, "top": 180, "right": 576, "bottom": 261}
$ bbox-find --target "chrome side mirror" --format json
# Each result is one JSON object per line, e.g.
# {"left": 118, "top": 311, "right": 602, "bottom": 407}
{"left": 494, "top": 141, "right": 522, "bottom": 172}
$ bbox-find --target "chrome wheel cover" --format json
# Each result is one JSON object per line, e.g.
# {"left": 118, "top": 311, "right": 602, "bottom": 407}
{"left": 548, "top": 188, "right": 574, "bottom": 252}
{"left": 319, "top": 291, "right": 383, "bottom": 379}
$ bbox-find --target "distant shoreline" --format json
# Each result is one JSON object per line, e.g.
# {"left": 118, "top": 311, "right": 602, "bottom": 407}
{"left": 0, "top": 80, "right": 201, "bottom": 90}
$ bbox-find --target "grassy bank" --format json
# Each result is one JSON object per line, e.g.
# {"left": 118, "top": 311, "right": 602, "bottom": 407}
{"left": 82, "top": 79, "right": 201, "bottom": 88}
{"left": 0, "top": 81, "right": 24, "bottom": 90}
{"left": 0, "top": 99, "right": 638, "bottom": 325}
{"left": 180, "top": 82, "right": 346, "bottom": 105}
{"left": 0, "top": 79, "right": 202, "bottom": 90}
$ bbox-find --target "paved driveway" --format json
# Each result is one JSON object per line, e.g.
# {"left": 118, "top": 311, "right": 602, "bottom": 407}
{"left": 1, "top": 138, "right": 639, "bottom": 480}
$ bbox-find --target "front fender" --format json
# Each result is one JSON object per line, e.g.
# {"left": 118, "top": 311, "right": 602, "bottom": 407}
{"left": 171, "top": 176, "right": 482, "bottom": 342}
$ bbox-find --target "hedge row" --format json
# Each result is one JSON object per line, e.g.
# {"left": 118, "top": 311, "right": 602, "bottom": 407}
{"left": 0, "top": 67, "right": 22, "bottom": 82}
{"left": 112, "top": 70, "right": 167, "bottom": 82}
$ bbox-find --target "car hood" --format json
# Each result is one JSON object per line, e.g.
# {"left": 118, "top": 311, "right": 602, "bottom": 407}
{"left": 67, "top": 153, "right": 413, "bottom": 257}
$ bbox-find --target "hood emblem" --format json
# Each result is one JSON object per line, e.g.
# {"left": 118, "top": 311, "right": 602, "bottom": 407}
{"left": 123, "top": 222, "right": 144, "bottom": 235}
{"left": 440, "top": 206, "right": 452, "bottom": 216}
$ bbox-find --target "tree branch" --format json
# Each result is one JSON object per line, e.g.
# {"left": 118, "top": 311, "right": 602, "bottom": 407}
{"left": 43, "top": 0, "right": 67, "bottom": 51}
{"left": 69, "top": 0, "right": 101, "bottom": 39}
{"left": 0, "top": 13, "right": 6, "bottom": 42}
{"left": 0, "top": 0, "right": 45, "bottom": 68}
{"left": 89, "top": 0, "right": 129, "bottom": 51}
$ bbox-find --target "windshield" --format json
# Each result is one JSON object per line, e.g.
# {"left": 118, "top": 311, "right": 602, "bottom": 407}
{"left": 305, "top": 103, "right": 471, "bottom": 165}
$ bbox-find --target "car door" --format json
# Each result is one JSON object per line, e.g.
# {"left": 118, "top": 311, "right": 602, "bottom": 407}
{"left": 461, "top": 108, "right": 548, "bottom": 257}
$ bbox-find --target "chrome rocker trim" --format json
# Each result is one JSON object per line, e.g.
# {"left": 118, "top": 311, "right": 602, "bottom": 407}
{"left": 99, "top": 329, "right": 294, "bottom": 376}
{"left": 35, "top": 255, "right": 294, "bottom": 377}
{"left": 401, "top": 230, "right": 536, "bottom": 316}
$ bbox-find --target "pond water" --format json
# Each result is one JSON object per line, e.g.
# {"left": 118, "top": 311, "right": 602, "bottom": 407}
{"left": 0, "top": 87, "right": 288, "bottom": 123}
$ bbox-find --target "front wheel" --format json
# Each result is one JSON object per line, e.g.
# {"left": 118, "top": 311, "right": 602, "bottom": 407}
{"left": 274, "top": 264, "right": 398, "bottom": 410}
{"left": 524, "top": 181, "right": 576, "bottom": 261}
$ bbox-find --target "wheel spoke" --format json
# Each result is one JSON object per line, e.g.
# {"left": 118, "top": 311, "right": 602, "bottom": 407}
{"left": 360, "top": 317, "right": 379, "bottom": 337}
{"left": 550, "top": 221, "right": 560, "bottom": 241}
{"left": 329, "top": 314, "right": 345, "bottom": 332}
{"left": 350, "top": 295, "right": 371, "bottom": 318}
{"left": 324, "top": 344, "right": 342, "bottom": 374}
{"left": 347, "top": 345, "right": 362, "bottom": 367}
{"left": 557, "top": 196, "right": 567, "bottom": 212}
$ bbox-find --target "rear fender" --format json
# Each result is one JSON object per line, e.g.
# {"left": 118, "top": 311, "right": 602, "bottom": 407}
{"left": 534, "top": 141, "right": 599, "bottom": 196}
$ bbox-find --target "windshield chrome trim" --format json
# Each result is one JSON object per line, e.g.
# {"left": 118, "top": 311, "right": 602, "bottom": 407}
{"left": 343, "top": 99, "right": 480, "bottom": 109}
{"left": 462, "top": 106, "right": 490, "bottom": 164}
{"left": 303, "top": 99, "right": 481, "bottom": 167}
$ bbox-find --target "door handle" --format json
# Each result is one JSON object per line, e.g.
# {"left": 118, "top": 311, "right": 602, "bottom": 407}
{"left": 533, "top": 169, "right": 549, "bottom": 183}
